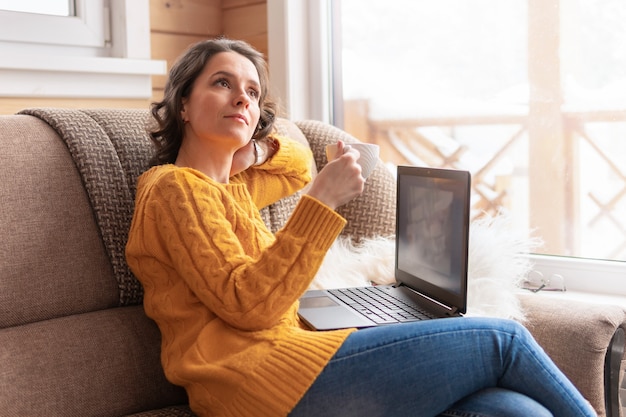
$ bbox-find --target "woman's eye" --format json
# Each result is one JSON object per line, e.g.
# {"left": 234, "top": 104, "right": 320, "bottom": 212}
{"left": 248, "top": 89, "right": 260, "bottom": 100}
{"left": 215, "top": 78, "right": 229, "bottom": 88}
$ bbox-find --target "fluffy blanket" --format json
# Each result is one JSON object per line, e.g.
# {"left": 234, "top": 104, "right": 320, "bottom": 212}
{"left": 311, "top": 214, "right": 541, "bottom": 321}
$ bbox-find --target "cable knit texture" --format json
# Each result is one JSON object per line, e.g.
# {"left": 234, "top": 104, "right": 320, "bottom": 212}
{"left": 125, "top": 135, "right": 355, "bottom": 417}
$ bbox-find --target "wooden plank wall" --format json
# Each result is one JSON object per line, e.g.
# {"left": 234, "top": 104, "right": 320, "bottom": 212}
{"left": 150, "top": 0, "right": 223, "bottom": 102}
{"left": 151, "top": 0, "right": 267, "bottom": 102}
{"left": 222, "top": 0, "right": 268, "bottom": 56}
{"left": 0, "top": 0, "right": 268, "bottom": 115}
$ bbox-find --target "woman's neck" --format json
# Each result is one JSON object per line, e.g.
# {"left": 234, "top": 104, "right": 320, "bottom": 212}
{"left": 175, "top": 141, "right": 232, "bottom": 184}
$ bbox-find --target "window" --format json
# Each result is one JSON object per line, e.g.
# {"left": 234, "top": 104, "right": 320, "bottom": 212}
{"left": 0, "top": 0, "right": 71, "bottom": 16}
{"left": 0, "top": 0, "right": 165, "bottom": 99}
{"left": 0, "top": 0, "right": 105, "bottom": 48}
{"left": 267, "top": 0, "right": 626, "bottom": 295}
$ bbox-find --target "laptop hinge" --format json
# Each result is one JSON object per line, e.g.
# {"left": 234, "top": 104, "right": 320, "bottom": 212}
{"left": 447, "top": 307, "right": 461, "bottom": 317}
{"left": 397, "top": 283, "right": 460, "bottom": 316}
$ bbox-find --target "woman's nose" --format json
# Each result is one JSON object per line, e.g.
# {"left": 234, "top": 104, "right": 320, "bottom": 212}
{"left": 234, "top": 89, "right": 251, "bottom": 107}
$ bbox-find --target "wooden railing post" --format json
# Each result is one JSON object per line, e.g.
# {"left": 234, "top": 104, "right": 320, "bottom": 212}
{"left": 528, "top": 0, "right": 570, "bottom": 254}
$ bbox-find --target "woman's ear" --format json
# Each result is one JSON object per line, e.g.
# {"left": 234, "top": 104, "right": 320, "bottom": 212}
{"left": 181, "top": 99, "right": 188, "bottom": 122}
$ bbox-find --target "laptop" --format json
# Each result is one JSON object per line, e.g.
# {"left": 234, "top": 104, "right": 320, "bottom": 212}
{"left": 298, "top": 165, "right": 471, "bottom": 330}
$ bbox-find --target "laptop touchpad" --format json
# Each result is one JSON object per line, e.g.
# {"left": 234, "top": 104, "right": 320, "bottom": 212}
{"left": 300, "top": 296, "right": 340, "bottom": 308}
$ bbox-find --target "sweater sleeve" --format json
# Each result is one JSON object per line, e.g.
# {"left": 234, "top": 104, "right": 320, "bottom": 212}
{"left": 127, "top": 168, "right": 345, "bottom": 332}
{"left": 234, "top": 135, "right": 314, "bottom": 209}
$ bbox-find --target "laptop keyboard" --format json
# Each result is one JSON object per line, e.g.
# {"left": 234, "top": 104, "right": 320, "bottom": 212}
{"left": 328, "top": 286, "right": 436, "bottom": 325}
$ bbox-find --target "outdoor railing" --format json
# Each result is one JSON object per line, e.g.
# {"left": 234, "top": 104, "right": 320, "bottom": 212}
{"left": 358, "top": 105, "right": 626, "bottom": 260}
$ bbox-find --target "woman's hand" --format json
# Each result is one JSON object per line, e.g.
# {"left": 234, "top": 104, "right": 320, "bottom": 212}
{"left": 306, "top": 141, "right": 365, "bottom": 210}
{"left": 230, "top": 140, "right": 256, "bottom": 177}
{"left": 230, "top": 138, "right": 279, "bottom": 177}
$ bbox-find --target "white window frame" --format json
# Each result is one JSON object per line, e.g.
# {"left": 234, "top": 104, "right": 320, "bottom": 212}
{"left": 528, "top": 254, "right": 626, "bottom": 295}
{"left": 266, "top": 0, "right": 626, "bottom": 298}
{"left": 0, "top": 0, "right": 165, "bottom": 99}
{"left": 0, "top": 0, "right": 106, "bottom": 47}
{"left": 267, "top": 0, "right": 333, "bottom": 123}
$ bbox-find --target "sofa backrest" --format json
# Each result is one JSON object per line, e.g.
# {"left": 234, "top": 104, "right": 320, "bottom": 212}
{"left": 0, "top": 114, "right": 119, "bottom": 327}
{"left": 13, "top": 109, "right": 321, "bottom": 306}
{"left": 0, "top": 108, "right": 396, "bottom": 416}
{"left": 16, "top": 108, "right": 157, "bottom": 305}
{"left": 0, "top": 110, "right": 188, "bottom": 416}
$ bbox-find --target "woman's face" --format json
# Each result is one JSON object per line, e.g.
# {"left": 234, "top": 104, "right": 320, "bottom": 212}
{"left": 181, "top": 51, "right": 262, "bottom": 150}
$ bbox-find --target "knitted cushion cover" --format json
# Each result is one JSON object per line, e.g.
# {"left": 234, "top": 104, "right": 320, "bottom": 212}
{"left": 295, "top": 119, "right": 396, "bottom": 241}
{"left": 19, "top": 108, "right": 151, "bottom": 305}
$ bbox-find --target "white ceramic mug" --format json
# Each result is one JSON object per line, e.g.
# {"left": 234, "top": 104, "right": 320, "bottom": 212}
{"left": 326, "top": 142, "right": 380, "bottom": 179}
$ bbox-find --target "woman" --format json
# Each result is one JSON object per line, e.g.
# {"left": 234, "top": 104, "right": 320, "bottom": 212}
{"left": 125, "top": 38, "right": 596, "bottom": 417}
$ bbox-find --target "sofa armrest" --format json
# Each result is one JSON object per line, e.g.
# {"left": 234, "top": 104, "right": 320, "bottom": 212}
{"left": 520, "top": 293, "right": 626, "bottom": 417}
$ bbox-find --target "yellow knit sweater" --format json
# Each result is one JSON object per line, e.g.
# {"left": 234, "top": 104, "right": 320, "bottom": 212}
{"left": 125, "top": 135, "right": 355, "bottom": 417}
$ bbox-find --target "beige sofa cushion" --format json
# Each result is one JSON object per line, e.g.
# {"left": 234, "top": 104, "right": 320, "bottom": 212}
{"left": 0, "top": 306, "right": 187, "bottom": 416}
{"left": 0, "top": 115, "right": 118, "bottom": 328}
{"left": 521, "top": 294, "right": 626, "bottom": 416}
{"left": 1, "top": 110, "right": 189, "bottom": 415}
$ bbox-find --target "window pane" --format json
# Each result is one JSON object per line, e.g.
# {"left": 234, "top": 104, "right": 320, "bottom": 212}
{"left": 336, "top": 0, "right": 626, "bottom": 262}
{"left": 0, "top": 0, "right": 73, "bottom": 16}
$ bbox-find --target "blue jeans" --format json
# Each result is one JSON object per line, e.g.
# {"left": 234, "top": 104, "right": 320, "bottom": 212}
{"left": 289, "top": 317, "right": 596, "bottom": 417}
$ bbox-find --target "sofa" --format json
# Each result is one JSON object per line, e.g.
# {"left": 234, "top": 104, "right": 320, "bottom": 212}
{"left": 0, "top": 107, "right": 625, "bottom": 417}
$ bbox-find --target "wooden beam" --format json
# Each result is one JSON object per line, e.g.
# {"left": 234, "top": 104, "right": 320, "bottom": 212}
{"left": 527, "top": 0, "right": 575, "bottom": 254}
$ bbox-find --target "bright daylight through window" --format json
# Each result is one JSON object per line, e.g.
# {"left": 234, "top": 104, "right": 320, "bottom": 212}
{"left": 335, "top": 0, "right": 626, "bottom": 264}
{"left": 0, "top": 0, "right": 71, "bottom": 16}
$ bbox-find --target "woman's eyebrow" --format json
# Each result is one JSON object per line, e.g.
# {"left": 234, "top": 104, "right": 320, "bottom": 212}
{"left": 211, "top": 70, "right": 260, "bottom": 88}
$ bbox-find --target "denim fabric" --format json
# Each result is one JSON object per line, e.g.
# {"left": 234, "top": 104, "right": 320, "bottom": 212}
{"left": 439, "top": 387, "right": 552, "bottom": 417}
{"left": 289, "top": 317, "right": 596, "bottom": 417}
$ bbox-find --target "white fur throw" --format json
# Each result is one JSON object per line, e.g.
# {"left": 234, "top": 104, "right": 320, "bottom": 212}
{"left": 311, "top": 214, "right": 541, "bottom": 321}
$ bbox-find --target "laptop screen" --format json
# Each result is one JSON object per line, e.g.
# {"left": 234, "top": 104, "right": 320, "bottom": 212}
{"left": 395, "top": 166, "right": 470, "bottom": 314}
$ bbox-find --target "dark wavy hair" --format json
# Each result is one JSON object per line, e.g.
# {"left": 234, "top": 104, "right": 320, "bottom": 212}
{"left": 148, "top": 38, "right": 277, "bottom": 165}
